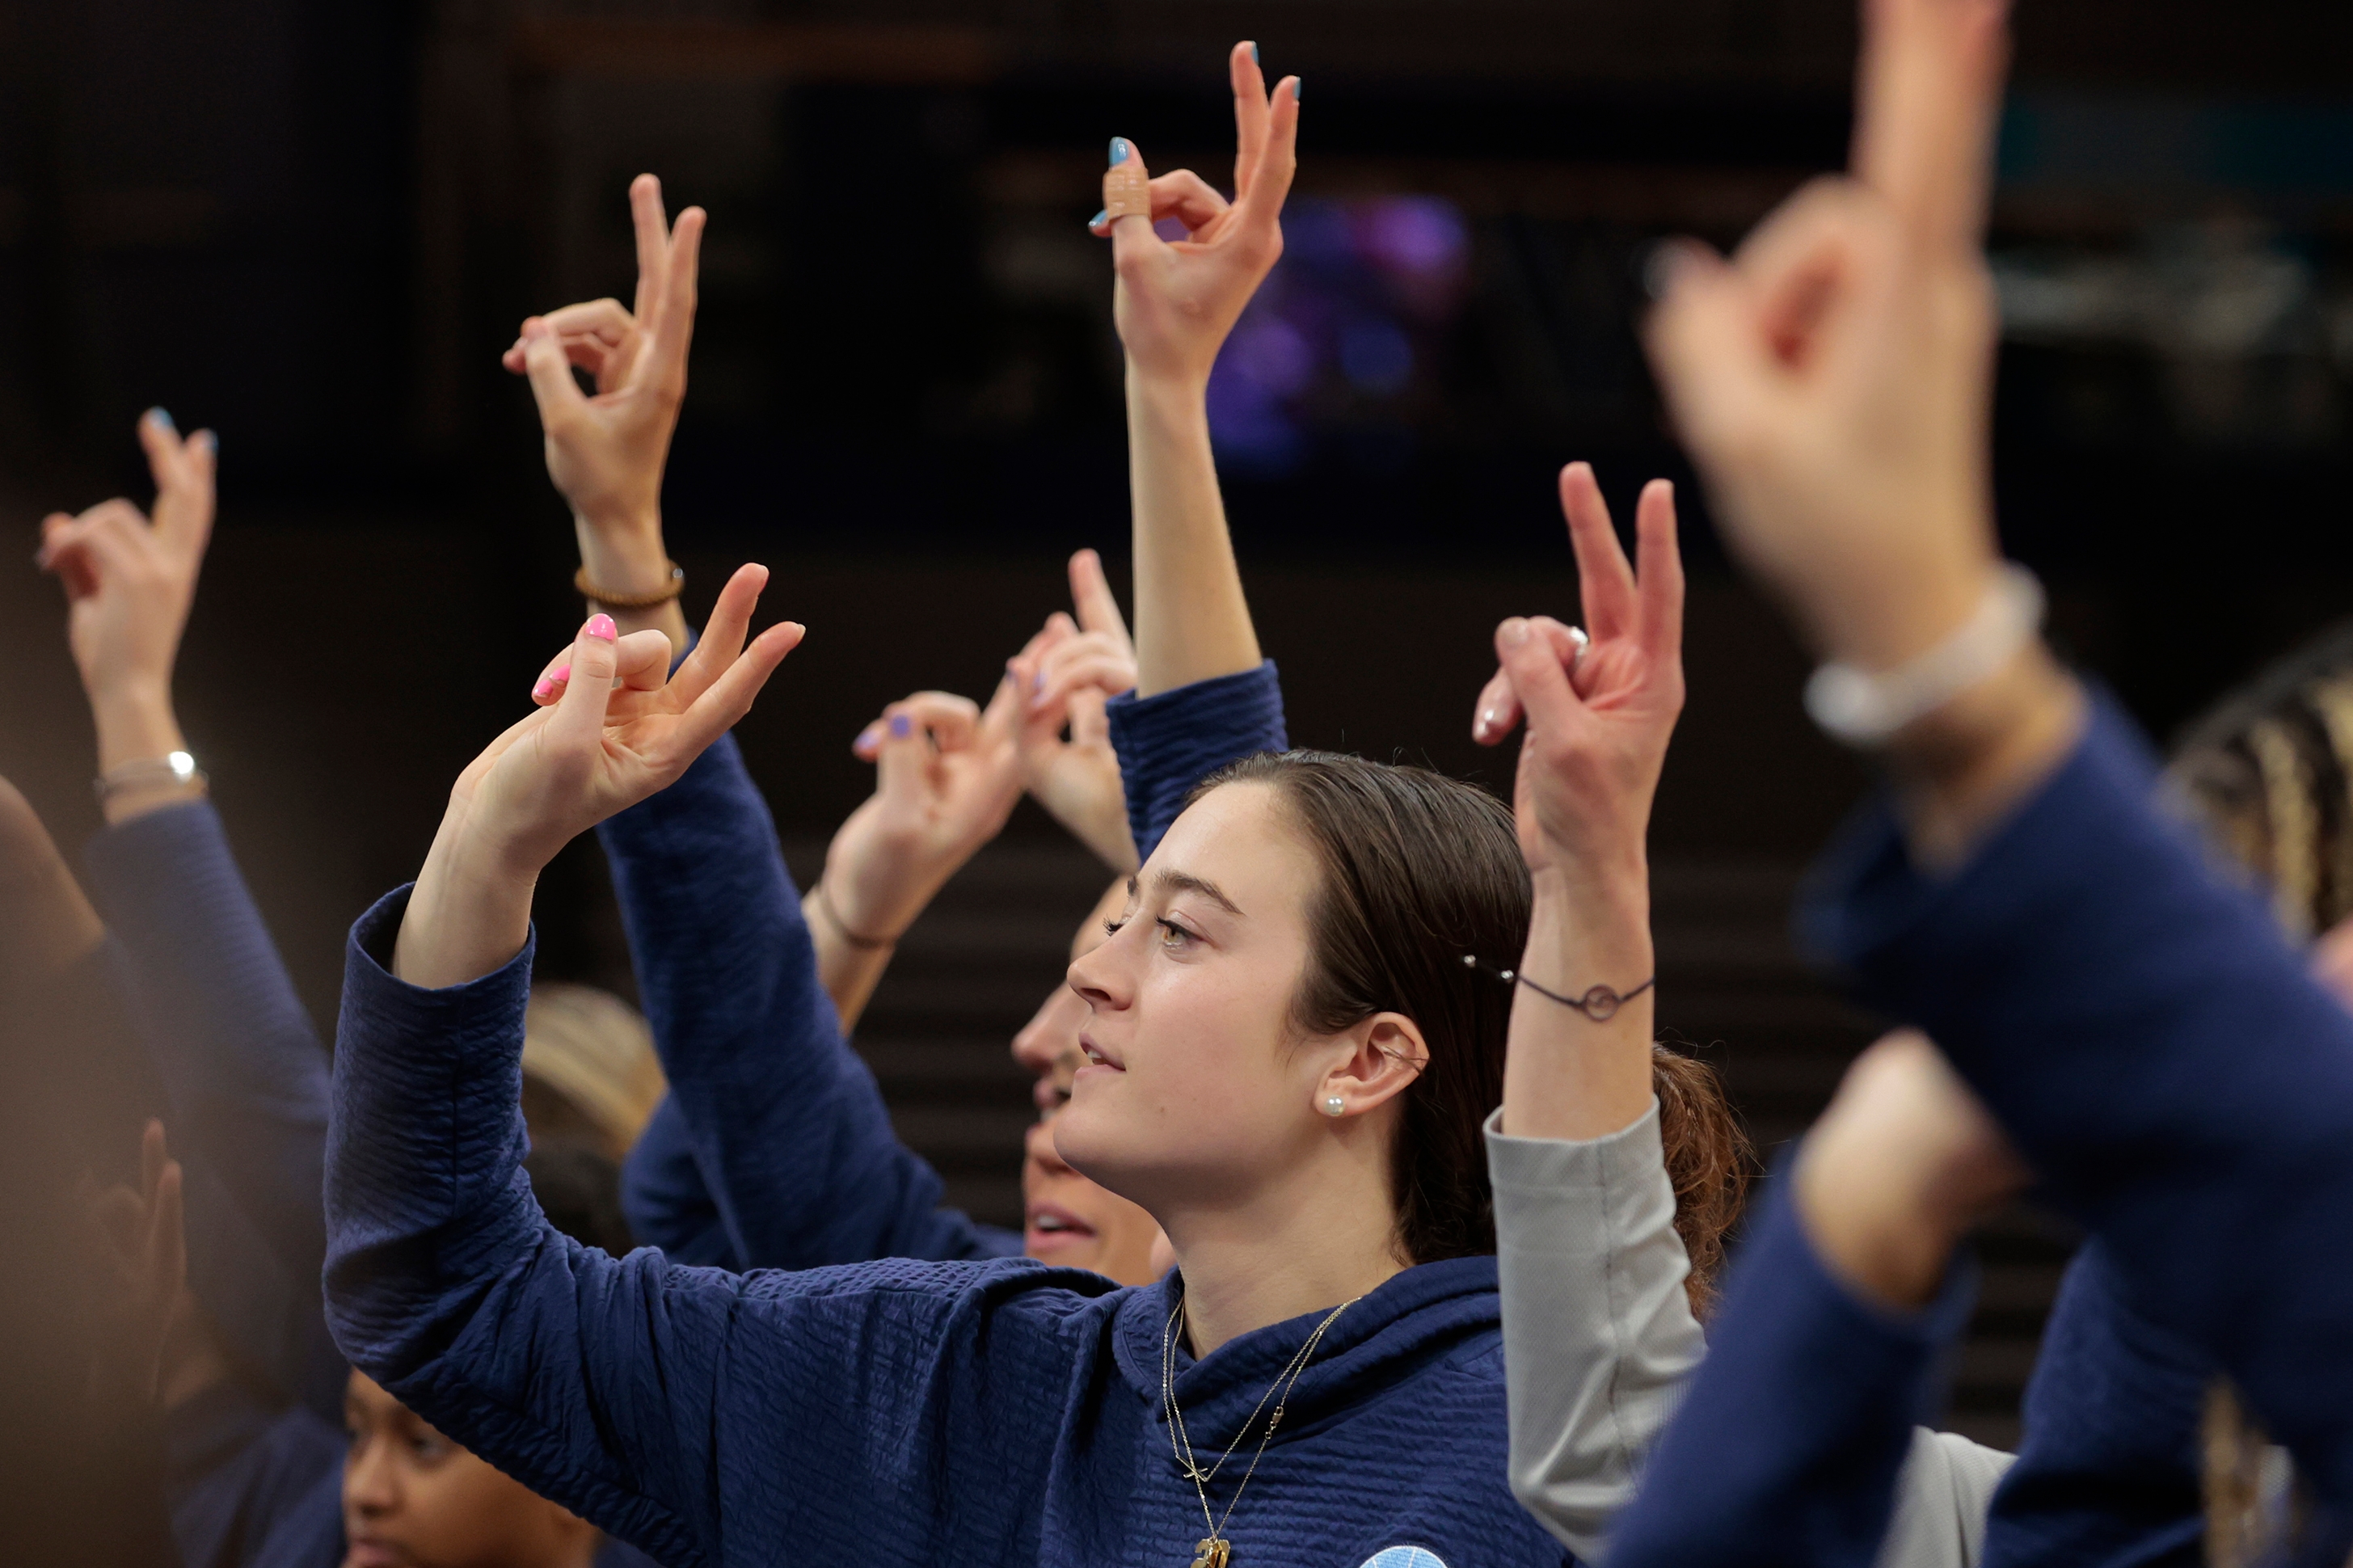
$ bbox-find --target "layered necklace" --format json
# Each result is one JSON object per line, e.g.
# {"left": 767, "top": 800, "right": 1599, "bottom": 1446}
{"left": 1160, "top": 1293, "right": 1359, "bottom": 1568}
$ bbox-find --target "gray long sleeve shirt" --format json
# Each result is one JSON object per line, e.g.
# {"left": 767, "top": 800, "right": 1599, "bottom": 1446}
{"left": 1486, "top": 1104, "right": 2012, "bottom": 1568}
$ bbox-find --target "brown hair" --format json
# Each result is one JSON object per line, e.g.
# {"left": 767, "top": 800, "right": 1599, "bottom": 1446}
{"left": 1191, "top": 751, "right": 1751, "bottom": 1308}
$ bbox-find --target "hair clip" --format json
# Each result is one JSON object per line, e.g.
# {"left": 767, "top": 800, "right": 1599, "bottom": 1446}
{"left": 1461, "top": 954, "right": 1654, "bottom": 1022}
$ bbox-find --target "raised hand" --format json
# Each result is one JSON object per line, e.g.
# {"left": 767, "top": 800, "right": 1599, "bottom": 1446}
{"left": 396, "top": 563, "right": 801, "bottom": 988}
{"left": 1094, "top": 42, "right": 1301, "bottom": 387}
{"left": 825, "top": 680, "right": 1026, "bottom": 950}
{"left": 82, "top": 1119, "right": 188, "bottom": 1403}
{"left": 1474, "top": 463, "right": 1685, "bottom": 887}
{"left": 1005, "top": 549, "right": 1139, "bottom": 873}
{"left": 1642, "top": 0, "right": 2009, "bottom": 676}
{"left": 505, "top": 174, "right": 703, "bottom": 633}
{"left": 1794, "top": 1029, "right": 2028, "bottom": 1309}
{"left": 36, "top": 410, "right": 217, "bottom": 817}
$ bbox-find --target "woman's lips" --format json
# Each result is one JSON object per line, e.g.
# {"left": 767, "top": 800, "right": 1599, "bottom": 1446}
{"left": 1076, "top": 1033, "right": 1125, "bottom": 1076}
{"left": 344, "top": 1539, "right": 410, "bottom": 1568}
{"left": 1025, "top": 1201, "right": 1099, "bottom": 1254}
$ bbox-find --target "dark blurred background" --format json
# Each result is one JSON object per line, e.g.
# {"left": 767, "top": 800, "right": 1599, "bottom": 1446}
{"left": 1, "top": 0, "right": 2348, "bottom": 1444}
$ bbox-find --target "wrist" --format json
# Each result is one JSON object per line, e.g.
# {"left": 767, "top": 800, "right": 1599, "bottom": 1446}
{"left": 91, "top": 685, "right": 186, "bottom": 776}
{"left": 572, "top": 510, "right": 671, "bottom": 586}
{"left": 1124, "top": 363, "right": 1212, "bottom": 419}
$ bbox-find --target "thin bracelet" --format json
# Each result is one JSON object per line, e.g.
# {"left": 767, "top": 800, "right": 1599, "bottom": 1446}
{"left": 575, "top": 561, "right": 685, "bottom": 609}
{"left": 95, "top": 750, "right": 208, "bottom": 804}
{"left": 1461, "top": 954, "right": 1654, "bottom": 1022}
{"left": 814, "top": 882, "right": 898, "bottom": 950}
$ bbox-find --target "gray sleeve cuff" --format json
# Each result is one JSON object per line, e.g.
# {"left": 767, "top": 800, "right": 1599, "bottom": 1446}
{"left": 1487, "top": 1100, "right": 1708, "bottom": 1565}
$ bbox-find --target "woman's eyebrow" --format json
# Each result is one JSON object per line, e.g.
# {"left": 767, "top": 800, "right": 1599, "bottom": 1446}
{"left": 1151, "top": 868, "right": 1242, "bottom": 916}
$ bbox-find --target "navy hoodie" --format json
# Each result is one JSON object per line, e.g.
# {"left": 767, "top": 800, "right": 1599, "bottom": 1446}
{"left": 324, "top": 873, "right": 1565, "bottom": 1568}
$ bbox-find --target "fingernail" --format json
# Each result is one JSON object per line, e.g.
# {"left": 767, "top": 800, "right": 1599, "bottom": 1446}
{"left": 1109, "top": 137, "right": 1132, "bottom": 166}
{"left": 533, "top": 677, "right": 556, "bottom": 700}
{"left": 889, "top": 713, "right": 913, "bottom": 739}
{"left": 524, "top": 318, "right": 551, "bottom": 340}
{"left": 1292, "top": 78, "right": 1302, "bottom": 103}
{"left": 1500, "top": 618, "right": 1530, "bottom": 650}
{"left": 1032, "top": 672, "right": 1046, "bottom": 696}
{"left": 1088, "top": 209, "right": 1107, "bottom": 229}
{"left": 1642, "top": 240, "right": 1701, "bottom": 301}
{"left": 585, "top": 614, "right": 617, "bottom": 641}
{"left": 193, "top": 430, "right": 216, "bottom": 454}
{"left": 1480, "top": 708, "right": 1499, "bottom": 731}
{"left": 856, "top": 723, "right": 882, "bottom": 749}
{"left": 1250, "top": 41, "right": 1260, "bottom": 64}
{"left": 553, "top": 664, "right": 570, "bottom": 683}
{"left": 149, "top": 407, "right": 173, "bottom": 431}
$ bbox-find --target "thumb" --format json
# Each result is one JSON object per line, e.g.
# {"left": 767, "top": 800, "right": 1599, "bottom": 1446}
{"left": 520, "top": 317, "right": 592, "bottom": 433}
{"left": 1105, "top": 137, "right": 1164, "bottom": 268}
{"left": 873, "top": 704, "right": 931, "bottom": 813}
{"left": 544, "top": 613, "right": 623, "bottom": 753}
{"left": 1495, "top": 616, "right": 1584, "bottom": 741}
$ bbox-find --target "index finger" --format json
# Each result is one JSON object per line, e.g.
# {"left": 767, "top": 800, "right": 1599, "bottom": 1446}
{"left": 1229, "top": 76, "right": 1300, "bottom": 247}
{"left": 1852, "top": 0, "right": 2010, "bottom": 256}
{"left": 629, "top": 174, "right": 673, "bottom": 325}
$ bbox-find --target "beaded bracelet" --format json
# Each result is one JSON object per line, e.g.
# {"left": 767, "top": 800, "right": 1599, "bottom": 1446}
{"left": 95, "top": 750, "right": 208, "bottom": 804}
{"left": 575, "top": 561, "right": 685, "bottom": 609}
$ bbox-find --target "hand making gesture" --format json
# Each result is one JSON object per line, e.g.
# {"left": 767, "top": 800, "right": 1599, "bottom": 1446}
{"left": 36, "top": 410, "right": 219, "bottom": 820}
{"left": 1094, "top": 41, "right": 1301, "bottom": 387}
{"left": 504, "top": 173, "right": 704, "bottom": 644}
{"left": 1474, "top": 463, "right": 1686, "bottom": 1141}
{"left": 1474, "top": 464, "right": 1685, "bottom": 887}
{"left": 1005, "top": 549, "right": 1139, "bottom": 874}
{"left": 397, "top": 565, "right": 801, "bottom": 988}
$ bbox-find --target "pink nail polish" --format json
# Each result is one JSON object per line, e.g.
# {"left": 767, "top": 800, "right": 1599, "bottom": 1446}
{"left": 585, "top": 614, "right": 617, "bottom": 641}
{"left": 533, "top": 677, "right": 555, "bottom": 700}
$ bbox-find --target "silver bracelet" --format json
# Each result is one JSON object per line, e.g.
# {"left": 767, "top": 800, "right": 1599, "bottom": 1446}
{"left": 95, "top": 750, "right": 207, "bottom": 803}
{"left": 1803, "top": 563, "right": 2045, "bottom": 747}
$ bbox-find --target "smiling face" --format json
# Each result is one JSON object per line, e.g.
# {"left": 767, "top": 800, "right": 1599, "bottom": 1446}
{"left": 342, "top": 1371, "right": 596, "bottom": 1568}
{"left": 1010, "top": 877, "right": 1169, "bottom": 1283}
{"left": 1053, "top": 781, "right": 1345, "bottom": 1212}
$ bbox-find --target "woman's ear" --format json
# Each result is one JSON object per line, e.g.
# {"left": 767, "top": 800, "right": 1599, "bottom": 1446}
{"left": 1315, "top": 1014, "right": 1429, "bottom": 1119}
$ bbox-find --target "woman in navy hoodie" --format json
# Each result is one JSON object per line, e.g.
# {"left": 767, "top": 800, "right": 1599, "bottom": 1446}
{"left": 322, "top": 47, "right": 1707, "bottom": 1568}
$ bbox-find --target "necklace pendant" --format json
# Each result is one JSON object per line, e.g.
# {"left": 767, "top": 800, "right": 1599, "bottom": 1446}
{"left": 1192, "top": 1537, "right": 1232, "bottom": 1568}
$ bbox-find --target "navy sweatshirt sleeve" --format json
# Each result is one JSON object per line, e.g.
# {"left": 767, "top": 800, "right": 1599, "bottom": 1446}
{"left": 81, "top": 800, "right": 339, "bottom": 1418}
{"left": 1607, "top": 1176, "right": 1977, "bottom": 1568}
{"left": 1799, "top": 694, "right": 2353, "bottom": 1511}
{"left": 323, "top": 887, "right": 1091, "bottom": 1568}
{"left": 1106, "top": 660, "right": 1286, "bottom": 862}
{"left": 1980, "top": 1240, "right": 2204, "bottom": 1568}
{"left": 598, "top": 735, "right": 1018, "bottom": 1270}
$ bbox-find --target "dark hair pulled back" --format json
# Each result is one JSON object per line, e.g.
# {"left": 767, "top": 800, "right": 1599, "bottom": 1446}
{"left": 1191, "top": 750, "right": 1750, "bottom": 1307}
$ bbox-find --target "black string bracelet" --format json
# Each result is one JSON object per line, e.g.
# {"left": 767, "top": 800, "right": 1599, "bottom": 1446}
{"left": 1461, "top": 954, "right": 1655, "bottom": 1022}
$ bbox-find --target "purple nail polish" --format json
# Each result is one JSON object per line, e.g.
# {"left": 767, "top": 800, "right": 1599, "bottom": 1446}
{"left": 889, "top": 713, "right": 913, "bottom": 739}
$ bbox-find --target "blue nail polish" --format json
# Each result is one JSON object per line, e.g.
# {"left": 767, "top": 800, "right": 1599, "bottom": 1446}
{"left": 1109, "top": 137, "right": 1131, "bottom": 166}
{"left": 1250, "top": 42, "right": 1260, "bottom": 64}
{"left": 1032, "top": 672, "right": 1046, "bottom": 696}
{"left": 1292, "top": 78, "right": 1302, "bottom": 103}
{"left": 889, "top": 713, "right": 913, "bottom": 739}
{"left": 1088, "top": 209, "right": 1107, "bottom": 229}
{"left": 149, "top": 407, "right": 173, "bottom": 431}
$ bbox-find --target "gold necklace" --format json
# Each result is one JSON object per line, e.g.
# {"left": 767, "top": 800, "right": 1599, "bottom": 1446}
{"left": 1160, "top": 1294, "right": 1358, "bottom": 1568}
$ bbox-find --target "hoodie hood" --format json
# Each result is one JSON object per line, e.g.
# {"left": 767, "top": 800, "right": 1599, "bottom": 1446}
{"left": 1111, "top": 1255, "right": 1501, "bottom": 1448}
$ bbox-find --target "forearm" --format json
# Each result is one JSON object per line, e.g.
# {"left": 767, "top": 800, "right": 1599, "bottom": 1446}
{"left": 1501, "top": 861, "right": 1656, "bottom": 1142}
{"left": 1126, "top": 369, "right": 1260, "bottom": 697}
{"left": 394, "top": 829, "right": 537, "bottom": 990}
{"left": 574, "top": 507, "right": 689, "bottom": 649}
{"left": 803, "top": 887, "right": 894, "bottom": 1035}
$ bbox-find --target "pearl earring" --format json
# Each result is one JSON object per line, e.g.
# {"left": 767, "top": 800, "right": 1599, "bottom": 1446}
{"left": 1322, "top": 1094, "right": 1346, "bottom": 1117}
